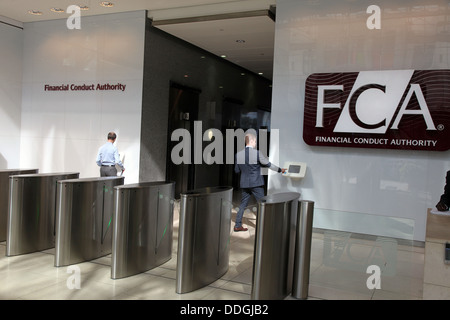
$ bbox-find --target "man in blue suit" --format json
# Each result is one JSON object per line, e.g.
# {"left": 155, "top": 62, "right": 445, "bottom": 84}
{"left": 234, "top": 133, "right": 285, "bottom": 232}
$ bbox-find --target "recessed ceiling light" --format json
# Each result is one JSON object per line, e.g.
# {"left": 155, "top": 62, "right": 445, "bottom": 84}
{"left": 100, "top": 1, "right": 114, "bottom": 7}
{"left": 236, "top": 40, "right": 246, "bottom": 43}
{"left": 220, "top": 55, "right": 227, "bottom": 58}
{"left": 50, "top": 8, "right": 65, "bottom": 13}
{"left": 258, "top": 72, "right": 264, "bottom": 75}
{"left": 80, "top": 6, "right": 90, "bottom": 11}
{"left": 28, "top": 10, "right": 43, "bottom": 15}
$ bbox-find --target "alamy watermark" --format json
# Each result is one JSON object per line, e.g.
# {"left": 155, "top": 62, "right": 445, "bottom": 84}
{"left": 66, "top": 5, "right": 81, "bottom": 30}
{"left": 367, "top": 5, "right": 381, "bottom": 30}
{"left": 66, "top": 265, "right": 81, "bottom": 289}
{"left": 170, "top": 122, "right": 279, "bottom": 172}
{"left": 366, "top": 265, "right": 381, "bottom": 289}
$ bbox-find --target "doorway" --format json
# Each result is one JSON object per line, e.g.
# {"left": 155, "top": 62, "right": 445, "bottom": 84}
{"left": 166, "top": 83, "right": 200, "bottom": 198}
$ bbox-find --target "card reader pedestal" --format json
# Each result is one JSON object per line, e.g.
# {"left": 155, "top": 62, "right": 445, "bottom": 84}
{"left": 283, "top": 162, "right": 307, "bottom": 179}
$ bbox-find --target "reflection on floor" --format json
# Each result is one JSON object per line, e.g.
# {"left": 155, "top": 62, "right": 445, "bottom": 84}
{"left": 0, "top": 202, "right": 424, "bottom": 300}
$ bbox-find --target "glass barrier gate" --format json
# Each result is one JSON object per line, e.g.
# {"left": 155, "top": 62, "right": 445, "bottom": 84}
{"left": 309, "top": 208, "right": 416, "bottom": 300}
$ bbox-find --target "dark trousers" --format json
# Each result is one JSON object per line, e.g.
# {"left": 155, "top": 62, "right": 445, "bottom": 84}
{"left": 100, "top": 166, "right": 117, "bottom": 177}
{"left": 235, "top": 186, "right": 265, "bottom": 228}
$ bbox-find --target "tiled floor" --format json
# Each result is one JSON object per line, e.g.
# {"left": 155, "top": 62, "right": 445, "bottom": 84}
{"left": 0, "top": 201, "right": 425, "bottom": 300}
{"left": 308, "top": 231, "right": 425, "bottom": 300}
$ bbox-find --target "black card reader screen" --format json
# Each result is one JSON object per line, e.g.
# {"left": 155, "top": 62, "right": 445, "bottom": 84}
{"left": 288, "top": 165, "right": 301, "bottom": 174}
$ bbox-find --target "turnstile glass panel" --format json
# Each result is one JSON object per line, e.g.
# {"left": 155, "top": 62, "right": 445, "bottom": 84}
{"left": 6, "top": 172, "right": 79, "bottom": 256}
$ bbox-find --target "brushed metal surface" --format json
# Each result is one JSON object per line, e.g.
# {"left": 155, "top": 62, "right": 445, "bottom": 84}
{"left": 292, "top": 200, "right": 314, "bottom": 299}
{"left": 6, "top": 172, "right": 79, "bottom": 256}
{"left": 176, "top": 186, "right": 233, "bottom": 294}
{"left": 251, "top": 192, "right": 300, "bottom": 300}
{"left": 111, "top": 181, "right": 175, "bottom": 279}
{"left": 54, "top": 176, "right": 124, "bottom": 267}
{"left": 0, "top": 169, "right": 38, "bottom": 241}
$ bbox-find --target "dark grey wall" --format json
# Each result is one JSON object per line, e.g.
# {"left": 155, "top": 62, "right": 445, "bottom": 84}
{"left": 139, "top": 19, "right": 273, "bottom": 187}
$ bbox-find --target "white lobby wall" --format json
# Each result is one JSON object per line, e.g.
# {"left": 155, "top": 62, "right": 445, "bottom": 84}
{"left": 0, "top": 18, "right": 23, "bottom": 169}
{"left": 19, "top": 11, "right": 146, "bottom": 183}
{"left": 269, "top": 0, "right": 450, "bottom": 242}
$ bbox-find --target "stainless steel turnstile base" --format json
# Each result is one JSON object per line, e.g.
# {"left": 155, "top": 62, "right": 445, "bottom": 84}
{"left": 6, "top": 172, "right": 80, "bottom": 256}
{"left": 54, "top": 176, "right": 124, "bottom": 267}
{"left": 111, "top": 181, "right": 175, "bottom": 279}
{"left": 0, "top": 169, "right": 38, "bottom": 241}
{"left": 292, "top": 200, "right": 314, "bottom": 299}
{"left": 251, "top": 192, "right": 301, "bottom": 300}
{"left": 176, "top": 186, "right": 233, "bottom": 294}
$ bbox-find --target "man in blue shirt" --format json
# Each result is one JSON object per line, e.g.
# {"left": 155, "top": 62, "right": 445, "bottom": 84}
{"left": 234, "top": 133, "right": 285, "bottom": 232}
{"left": 96, "top": 132, "right": 125, "bottom": 177}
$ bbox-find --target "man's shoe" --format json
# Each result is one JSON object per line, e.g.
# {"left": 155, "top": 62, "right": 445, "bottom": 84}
{"left": 234, "top": 226, "right": 248, "bottom": 232}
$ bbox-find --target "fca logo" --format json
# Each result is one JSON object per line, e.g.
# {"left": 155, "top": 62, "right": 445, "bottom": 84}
{"left": 315, "top": 70, "right": 436, "bottom": 134}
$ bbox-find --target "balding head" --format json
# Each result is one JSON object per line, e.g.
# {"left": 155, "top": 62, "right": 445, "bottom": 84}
{"left": 245, "top": 133, "right": 257, "bottom": 148}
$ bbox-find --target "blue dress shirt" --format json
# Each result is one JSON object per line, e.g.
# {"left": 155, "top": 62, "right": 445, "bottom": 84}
{"left": 96, "top": 142, "right": 124, "bottom": 170}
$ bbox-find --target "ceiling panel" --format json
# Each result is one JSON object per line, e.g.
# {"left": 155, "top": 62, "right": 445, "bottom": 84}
{"left": 0, "top": 0, "right": 276, "bottom": 80}
{"left": 155, "top": 15, "right": 274, "bottom": 79}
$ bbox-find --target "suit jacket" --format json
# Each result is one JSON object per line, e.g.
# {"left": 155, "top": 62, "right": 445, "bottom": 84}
{"left": 234, "top": 146, "right": 280, "bottom": 188}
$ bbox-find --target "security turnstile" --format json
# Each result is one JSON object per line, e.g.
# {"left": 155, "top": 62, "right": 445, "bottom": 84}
{"left": 6, "top": 172, "right": 80, "bottom": 256}
{"left": 251, "top": 192, "right": 301, "bottom": 300}
{"left": 111, "top": 181, "right": 175, "bottom": 279}
{"left": 176, "top": 186, "right": 233, "bottom": 294}
{"left": 0, "top": 169, "right": 39, "bottom": 241}
{"left": 54, "top": 176, "right": 124, "bottom": 267}
{"left": 292, "top": 200, "right": 314, "bottom": 299}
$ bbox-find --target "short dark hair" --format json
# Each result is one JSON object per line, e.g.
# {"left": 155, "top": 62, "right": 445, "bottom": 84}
{"left": 107, "top": 132, "right": 117, "bottom": 140}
